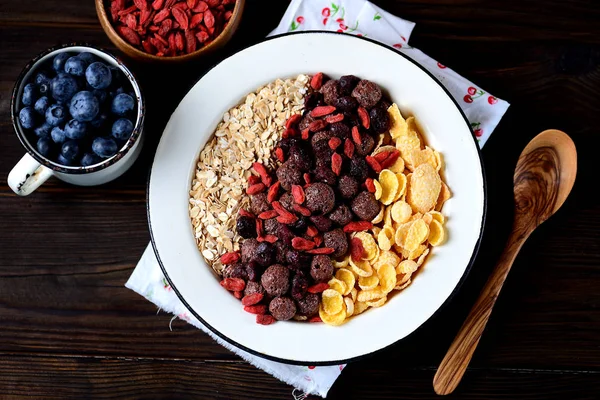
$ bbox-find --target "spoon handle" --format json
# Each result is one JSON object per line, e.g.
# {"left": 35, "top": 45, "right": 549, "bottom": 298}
{"left": 433, "top": 228, "right": 529, "bottom": 395}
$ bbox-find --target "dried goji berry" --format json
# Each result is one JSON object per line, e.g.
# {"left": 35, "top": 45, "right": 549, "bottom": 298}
{"left": 187, "top": 0, "right": 198, "bottom": 8}
{"left": 285, "top": 114, "right": 302, "bottom": 130}
{"left": 306, "top": 247, "right": 335, "bottom": 255}
{"left": 118, "top": 5, "right": 137, "bottom": 16}
{"left": 248, "top": 175, "right": 261, "bottom": 186}
{"left": 303, "top": 173, "right": 312, "bottom": 184}
{"left": 172, "top": 2, "right": 188, "bottom": 10}
{"left": 365, "top": 156, "right": 382, "bottom": 173}
{"left": 196, "top": 30, "right": 210, "bottom": 43}
{"left": 184, "top": 28, "right": 196, "bottom": 53}
{"left": 172, "top": 7, "right": 189, "bottom": 29}
{"left": 238, "top": 209, "right": 254, "bottom": 218}
{"left": 220, "top": 251, "right": 240, "bottom": 264}
{"left": 284, "top": 128, "right": 298, "bottom": 138}
{"left": 190, "top": 12, "right": 204, "bottom": 28}
{"left": 307, "top": 283, "right": 329, "bottom": 294}
{"left": 255, "top": 218, "right": 264, "bottom": 237}
{"left": 152, "top": 0, "right": 164, "bottom": 10}
{"left": 331, "top": 153, "right": 342, "bottom": 176}
{"left": 313, "top": 235, "right": 323, "bottom": 247}
{"left": 311, "top": 105, "right": 336, "bottom": 117}
{"left": 220, "top": 278, "right": 245, "bottom": 292}
{"left": 246, "top": 183, "right": 266, "bottom": 195}
{"left": 380, "top": 150, "right": 400, "bottom": 169}
{"left": 124, "top": 13, "right": 137, "bottom": 30}
{"left": 272, "top": 201, "right": 295, "bottom": 218}
{"left": 344, "top": 138, "right": 355, "bottom": 158}
{"left": 142, "top": 40, "right": 156, "bottom": 54}
{"left": 204, "top": 9, "right": 215, "bottom": 28}
{"left": 153, "top": 8, "right": 170, "bottom": 24}
{"left": 328, "top": 137, "right": 342, "bottom": 150}
{"left": 244, "top": 305, "right": 267, "bottom": 315}
{"left": 267, "top": 181, "right": 281, "bottom": 203}
{"left": 275, "top": 147, "right": 285, "bottom": 162}
{"left": 206, "top": 0, "right": 220, "bottom": 7}
{"left": 276, "top": 214, "right": 298, "bottom": 224}
{"left": 306, "top": 225, "right": 319, "bottom": 237}
{"left": 192, "top": 0, "right": 209, "bottom": 12}
{"left": 343, "top": 221, "right": 373, "bottom": 233}
{"left": 350, "top": 237, "right": 365, "bottom": 261}
{"left": 224, "top": 10, "right": 232, "bottom": 20}
{"left": 117, "top": 26, "right": 141, "bottom": 45}
{"left": 258, "top": 210, "right": 279, "bottom": 220}
{"left": 301, "top": 128, "right": 310, "bottom": 140}
{"left": 242, "top": 292, "right": 264, "bottom": 306}
{"left": 311, "top": 72, "right": 324, "bottom": 90}
{"left": 292, "top": 204, "right": 311, "bottom": 217}
{"left": 373, "top": 151, "right": 391, "bottom": 163}
{"left": 256, "top": 314, "right": 276, "bottom": 325}
{"left": 291, "top": 185, "right": 305, "bottom": 204}
{"left": 351, "top": 126, "right": 361, "bottom": 145}
{"left": 365, "top": 178, "right": 376, "bottom": 193}
{"left": 233, "top": 290, "right": 242, "bottom": 299}
{"left": 252, "top": 162, "right": 269, "bottom": 182}
{"left": 308, "top": 316, "right": 322, "bottom": 323}
{"left": 325, "top": 113, "right": 344, "bottom": 124}
{"left": 133, "top": 0, "right": 148, "bottom": 10}
{"left": 292, "top": 237, "right": 316, "bottom": 250}
{"left": 358, "top": 106, "right": 370, "bottom": 129}
{"left": 309, "top": 120, "right": 328, "bottom": 132}
{"left": 261, "top": 234, "right": 279, "bottom": 243}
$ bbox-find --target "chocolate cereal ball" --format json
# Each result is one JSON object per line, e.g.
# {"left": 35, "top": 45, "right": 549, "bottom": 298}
{"left": 329, "top": 122, "right": 351, "bottom": 139}
{"left": 277, "top": 160, "right": 304, "bottom": 191}
{"left": 296, "top": 293, "right": 319, "bottom": 316}
{"left": 324, "top": 228, "right": 349, "bottom": 258}
{"left": 349, "top": 156, "right": 369, "bottom": 181}
{"left": 310, "top": 255, "right": 334, "bottom": 282}
{"left": 264, "top": 218, "right": 281, "bottom": 236}
{"left": 351, "top": 191, "right": 380, "bottom": 221}
{"left": 352, "top": 79, "right": 383, "bottom": 109}
{"left": 286, "top": 250, "right": 312, "bottom": 270}
{"left": 243, "top": 281, "right": 265, "bottom": 297}
{"left": 250, "top": 193, "right": 270, "bottom": 216}
{"left": 261, "top": 264, "right": 290, "bottom": 297}
{"left": 314, "top": 166, "right": 337, "bottom": 186}
{"left": 305, "top": 182, "right": 336, "bottom": 215}
{"left": 311, "top": 130, "right": 334, "bottom": 152}
{"left": 278, "top": 192, "right": 295, "bottom": 212}
{"left": 269, "top": 297, "right": 297, "bottom": 321}
{"left": 290, "top": 272, "right": 310, "bottom": 300}
{"left": 320, "top": 79, "right": 340, "bottom": 105}
{"left": 328, "top": 204, "right": 354, "bottom": 226}
{"left": 273, "top": 241, "right": 288, "bottom": 264}
{"left": 355, "top": 134, "right": 375, "bottom": 156}
{"left": 288, "top": 144, "right": 312, "bottom": 171}
{"left": 309, "top": 215, "right": 333, "bottom": 232}
{"left": 241, "top": 238, "right": 260, "bottom": 263}
{"left": 338, "top": 175, "right": 359, "bottom": 199}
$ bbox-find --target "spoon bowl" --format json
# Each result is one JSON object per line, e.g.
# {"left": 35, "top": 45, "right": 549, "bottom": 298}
{"left": 433, "top": 129, "right": 577, "bottom": 395}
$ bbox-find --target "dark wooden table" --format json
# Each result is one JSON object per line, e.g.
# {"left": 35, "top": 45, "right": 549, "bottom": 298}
{"left": 1, "top": 0, "right": 599, "bottom": 398}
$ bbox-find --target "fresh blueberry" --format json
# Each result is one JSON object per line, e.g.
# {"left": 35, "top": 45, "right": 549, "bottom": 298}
{"left": 64, "top": 56, "right": 87, "bottom": 77}
{"left": 34, "top": 123, "right": 52, "bottom": 138}
{"left": 90, "top": 113, "right": 108, "bottom": 129}
{"left": 78, "top": 52, "right": 97, "bottom": 65}
{"left": 93, "top": 89, "right": 108, "bottom": 104}
{"left": 80, "top": 152, "right": 102, "bottom": 167}
{"left": 53, "top": 52, "right": 71, "bottom": 72}
{"left": 51, "top": 126, "right": 67, "bottom": 144}
{"left": 57, "top": 154, "right": 74, "bottom": 166}
{"left": 18, "top": 107, "right": 37, "bottom": 129}
{"left": 36, "top": 137, "right": 53, "bottom": 158}
{"left": 92, "top": 137, "right": 118, "bottom": 158}
{"left": 109, "top": 66, "right": 125, "bottom": 87}
{"left": 34, "top": 96, "right": 51, "bottom": 115}
{"left": 34, "top": 71, "right": 52, "bottom": 87}
{"left": 38, "top": 82, "right": 50, "bottom": 96}
{"left": 111, "top": 118, "right": 134, "bottom": 140}
{"left": 45, "top": 104, "right": 67, "bottom": 126}
{"left": 22, "top": 83, "right": 38, "bottom": 106}
{"left": 69, "top": 91, "right": 99, "bottom": 122}
{"left": 51, "top": 73, "right": 78, "bottom": 103}
{"left": 85, "top": 62, "right": 112, "bottom": 89}
{"left": 61, "top": 140, "right": 80, "bottom": 160}
{"left": 64, "top": 119, "right": 88, "bottom": 140}
{"left": 111, "top": 93, "right": 135, "bottom": 116}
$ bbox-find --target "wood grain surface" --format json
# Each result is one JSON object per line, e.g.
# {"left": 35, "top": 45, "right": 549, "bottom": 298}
{"left": 1, "top": 1, "right": 599, "bottom": 399}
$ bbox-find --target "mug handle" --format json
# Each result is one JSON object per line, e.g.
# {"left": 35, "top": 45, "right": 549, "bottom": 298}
{"left": 8, "top": 154, "right": 54, "bottom": 196}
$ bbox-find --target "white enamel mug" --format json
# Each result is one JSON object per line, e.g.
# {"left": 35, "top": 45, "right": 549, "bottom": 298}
{"left": 9, "top": 44, "right": 145, "bottom": 196}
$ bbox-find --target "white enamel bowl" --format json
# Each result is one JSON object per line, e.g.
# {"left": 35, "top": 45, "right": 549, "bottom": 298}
{"left": 148, "top": 32, "right": 486, "bottom": 365}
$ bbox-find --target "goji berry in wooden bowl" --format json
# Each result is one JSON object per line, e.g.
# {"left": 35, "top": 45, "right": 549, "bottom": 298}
{"left": 95, "top": 0, "right": 245, "bottom": 63}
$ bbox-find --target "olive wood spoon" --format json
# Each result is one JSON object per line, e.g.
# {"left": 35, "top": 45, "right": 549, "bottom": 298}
{"left": 433, "top": 129, "right": 577, "bottom": 395}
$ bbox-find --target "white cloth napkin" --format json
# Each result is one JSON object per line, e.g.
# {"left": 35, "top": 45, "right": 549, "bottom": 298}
{"left": 126, "top": 0, "right": 510, "bottom": 398}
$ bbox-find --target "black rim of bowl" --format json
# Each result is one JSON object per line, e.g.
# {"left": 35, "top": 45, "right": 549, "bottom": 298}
{"left": 10, "top": 42, "right": 145, "bottom": 174}
{"left": 147, "top": 31, "right": 489, "bottom": 366}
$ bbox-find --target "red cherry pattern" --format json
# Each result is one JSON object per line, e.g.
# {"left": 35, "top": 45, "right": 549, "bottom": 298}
{"left": 467, "top": 86, "right": 477, "bottom": 95}
{"left": 488, "top": 96, "right": 498, "bottom": 105}
{"left": 474, "top": 128, "right": 483, "bottom": 137}
{"left": 393, "top": 43, "right": 403, "bottom": 49}
{"left": 437, "top": 62, "right": 446, "bottom": 69}
{"left": 296, "top": 16, "right": 304, "bottom": 24}
{"left": 336, "top": 18, "right": 344, "bottom": 23}
{"left": 464, "top": 95, "right": 473, "bottom": 103}
{"left": 308, "top": 365, "right": 316, "bottom": 370}
{"left": 323, "top": 18, "right": 328, "bottom": 25}
{"left": 322, "top": 7, "right": 331, "bottom": 17}
{"left": 463, "top": 87, "right": 485, "bottom": 103}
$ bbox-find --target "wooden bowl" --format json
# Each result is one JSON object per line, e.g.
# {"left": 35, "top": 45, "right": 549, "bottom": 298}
{"left": 95, "top": 0, "right": 245, "bottom": 63}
